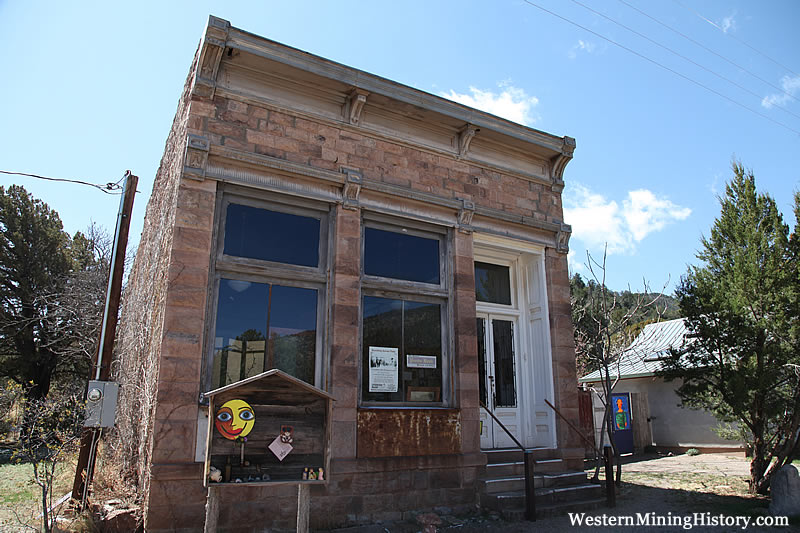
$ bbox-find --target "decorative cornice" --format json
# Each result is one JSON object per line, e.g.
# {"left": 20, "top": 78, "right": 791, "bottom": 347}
{"left": 341, "top": 167, "right": 363, "bottom": 210}
{"left": 209, "top": 145, "right": 345, "bottom": 185}
{"left": 550, "top": 136, "right": 576, "bottom": 192}
{"left": 192, "top": 16, "right": 230, "bottom": 98}
{"left": 457, "top": 198, "right": 475, "bottom": 234}
{"left": 347, "top": 89, "right": 369, "bottom": 126}
{"left": 183, "top": 134, "right": 210, "bottom": 180}
{"left": 223, "top": 24, "right": 568, "bottom": 156}
{"left": 457, "top": 124, "right": 479, "bottom": 158}
{"left": 555, "top": 222, "right": 572, "bottom": 254}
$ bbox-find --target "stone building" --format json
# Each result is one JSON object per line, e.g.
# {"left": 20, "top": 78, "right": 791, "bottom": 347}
{"left": 114, "top": 16, "right": 585, "bottom": 531}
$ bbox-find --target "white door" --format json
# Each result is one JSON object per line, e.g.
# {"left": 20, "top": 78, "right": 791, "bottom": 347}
{"left": 478, "top": 313, "right": 523, "bottom": 449}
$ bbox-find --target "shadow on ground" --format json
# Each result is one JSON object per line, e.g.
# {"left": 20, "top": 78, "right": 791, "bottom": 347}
{"left": 319, "top": 481, "right": 798, "bottom": 533}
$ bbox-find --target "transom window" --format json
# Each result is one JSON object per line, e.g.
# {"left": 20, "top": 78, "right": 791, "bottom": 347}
{"left": 364, "top": 227, "right": 440, "bottom": 284}
{"left": 207, "top": 188, "right": 328, "bottom": 391}
{"left": 360, "top": 217, "right": 449, "bottom": 406}
{"left": 475, "top": 261, "right": 511, "bottom": 305}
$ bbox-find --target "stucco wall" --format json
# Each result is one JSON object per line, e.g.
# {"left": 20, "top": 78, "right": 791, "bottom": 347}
{"left": 588, "top": 377, "right": 743, "bottom": 451}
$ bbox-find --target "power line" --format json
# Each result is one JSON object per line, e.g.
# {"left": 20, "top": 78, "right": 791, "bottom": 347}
{"left": 520, "top": 0, "right": 800, "bottom": 137}
{"left": 568, "top": 0, "right": 800, "bottom": 122}
{"left": 673, "top": 0, "right": 800, "bottom": 80}
{"left": 617, "top": 0, "right": 799, "bottom": 105}
{"left": 0, "top": 170, "right": 123, "bottom": 195}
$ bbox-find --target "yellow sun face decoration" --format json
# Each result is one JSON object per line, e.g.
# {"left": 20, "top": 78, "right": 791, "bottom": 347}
{"left": 215, "top": 399, "right": 255, "bottom": 440}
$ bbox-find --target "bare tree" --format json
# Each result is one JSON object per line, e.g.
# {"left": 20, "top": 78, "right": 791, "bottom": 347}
{"left": 572, "top": 246, "right": 667, "bottom": 485}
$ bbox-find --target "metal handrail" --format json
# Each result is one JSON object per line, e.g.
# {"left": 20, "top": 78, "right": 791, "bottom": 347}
{"left": 480, "top": 401, "right": 524, "bottom": 450}
{"left": 543, "top": 398, "right": 597, "bottom": 452}
{"left": 480, "top": 401, "right": 536, "bottom": 521}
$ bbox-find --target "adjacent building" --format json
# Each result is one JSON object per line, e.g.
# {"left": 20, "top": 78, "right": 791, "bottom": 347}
{"left": 114, "top": 16, "right": 583, "bottom": 531}
{"left": 579, "top": 318, "right": 745, "bottom": 455}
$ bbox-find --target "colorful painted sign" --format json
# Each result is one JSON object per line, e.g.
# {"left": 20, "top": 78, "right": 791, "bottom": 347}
{"left": 215, "top": 398, "right": 255, "bottom": 440}
{"left": 614, "top": 395, "right": 630, "bottom": 430}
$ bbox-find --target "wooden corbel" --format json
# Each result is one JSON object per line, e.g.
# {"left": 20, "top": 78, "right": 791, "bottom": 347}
{"left": 457, "top": 124, "right": 479, "bottom": 158}
{"left": 341, "top": 168, "right": 363, "bottom": 210}
{"left": 556, "top": 222, "right": 572, "bottom": 254}
{"left": 184, "top": 134, "right": 210, "bottom": 181}
{"left": 458, "top": 198, "right": 476, "bottom": 234}
{"left": 192, "top": 16, "right": 230, "bottom": 99}
{"left": 348, "top": 89, "right": 369, "bottom": 125}
{"left": 549, "top": 136, "right": 576, "bottom": 192}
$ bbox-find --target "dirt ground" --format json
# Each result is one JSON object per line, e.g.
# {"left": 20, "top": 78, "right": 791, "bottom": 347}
{"left": 322, "top": 453, "right": 800, "bottom": 533}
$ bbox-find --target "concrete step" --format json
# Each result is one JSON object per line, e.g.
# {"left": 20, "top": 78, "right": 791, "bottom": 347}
{"left": 481, "top": 483, "right": 605, "bottom": 514}
{"left": 480, "top": 471, "right": 588, "bottom": 494}
{"left": 497, "top": 496, "right": 606, "bottom": 521}
{"left": 482, "top": 448, "right": 557, "bottom": 464}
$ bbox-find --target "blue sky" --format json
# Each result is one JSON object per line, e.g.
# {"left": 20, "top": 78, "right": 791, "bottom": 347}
{"left": 1, "top": 0, "right": 798, "bottom": 293}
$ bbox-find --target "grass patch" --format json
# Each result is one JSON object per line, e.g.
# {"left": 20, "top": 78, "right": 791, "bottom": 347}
{"left": 0, "top": 456, "right": 76, "bottom": 530}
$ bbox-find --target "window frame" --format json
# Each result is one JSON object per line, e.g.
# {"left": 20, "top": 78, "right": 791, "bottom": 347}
{"left": 359, "top": 213, "right": 452, "bottom": 407}
{"left": 203, "top": 184, "right": 331, "bottom": 393}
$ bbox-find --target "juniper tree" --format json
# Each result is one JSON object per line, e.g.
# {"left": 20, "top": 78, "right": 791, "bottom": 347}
{"left": 661, "top": 163, "right": 800, "bottom": 494}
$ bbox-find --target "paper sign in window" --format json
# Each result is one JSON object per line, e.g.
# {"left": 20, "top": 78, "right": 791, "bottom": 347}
{"left": 406, "top": 354, "right": 437, "bottom": 369}
{"left": 368, "top": 347, "right": 398, "bottom": 393}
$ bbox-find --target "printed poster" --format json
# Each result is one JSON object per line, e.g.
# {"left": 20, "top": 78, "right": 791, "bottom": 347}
{"left": 368, "top": 346, "right": 398, "bottom": 392}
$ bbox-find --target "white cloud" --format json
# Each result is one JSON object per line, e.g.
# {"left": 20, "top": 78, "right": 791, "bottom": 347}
{"left": 568, "top": 40, "right": 597, "bottom": 59}
{"left": 761, "top": 75, "right": 800, "bottom": 109}
{"left": 624, "top": 189, "right": 692, "bottom": 241}
{"left": 563, "top": 184, "right": 691, "bottom": 255}
{"left": 720, "top": 11, "right": 738, "bottom": 33}
{"left": 439, "top": 82, "right": 539, "bottom": 126}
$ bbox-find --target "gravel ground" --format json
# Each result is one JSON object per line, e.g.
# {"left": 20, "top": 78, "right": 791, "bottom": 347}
{"left": 322, "top": 454, "right": 800, "bottom": 533}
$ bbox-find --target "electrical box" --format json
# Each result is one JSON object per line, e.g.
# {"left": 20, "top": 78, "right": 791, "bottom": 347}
{"left": 84, "top": 380, "right": 119, "bottom": 428}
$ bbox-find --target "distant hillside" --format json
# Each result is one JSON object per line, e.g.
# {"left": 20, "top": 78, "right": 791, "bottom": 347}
{"left": 569, "top": 273, "right": 681, "bottom": 375}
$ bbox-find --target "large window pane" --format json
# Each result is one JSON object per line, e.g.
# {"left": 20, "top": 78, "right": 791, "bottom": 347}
{"left": 212, "top": 279, "right": 268, "bottom": 389}
{"left": 212, "top": 278, "right": 317, "bottom": 388}
{"left": 224, "top": 203, "right": 320, "bottom": 267}
{"left": 270, "top": 285, "right": 317, "bottom": 384}
{"left": 364, "top": 227, "right": 440, "bottom": 284}
{"left": 475, "top": 262, "right": 511, "bottom": 305}
{"left": 362, "top": 296, "right": 442, "bottom": 403}
{"left": 362, "top": 296, "right": 402, "bottom": 402}
{"left": 492, "top": 320, "right": 517, "bottom": 408}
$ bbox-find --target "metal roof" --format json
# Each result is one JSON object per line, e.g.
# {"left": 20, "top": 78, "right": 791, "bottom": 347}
{"left": 578, "top": 318, "right": 689, "bottom": 383}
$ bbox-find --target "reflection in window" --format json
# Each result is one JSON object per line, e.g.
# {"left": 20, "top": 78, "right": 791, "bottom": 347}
{"left": 212, "top": 278, "right": 317, "bottom": 388}
{"left": 475, "top": 262, "right": 511, "bottom": 305}
{"left": 364, "top": 227, "right": 440, "bottom": 284}
{"left": 224, "top": 203, "right": 320, "bottom": 267}
{"left": 362, "top": 296, "right": 442, "bottom": 403}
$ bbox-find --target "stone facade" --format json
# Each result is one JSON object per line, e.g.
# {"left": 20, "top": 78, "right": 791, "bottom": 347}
{"left": 114, "top": 16, "right": 580, "bottom": 532}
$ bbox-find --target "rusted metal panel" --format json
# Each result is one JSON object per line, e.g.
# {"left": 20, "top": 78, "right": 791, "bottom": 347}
{"left": 356, "top": 409, "right": 461, "bottom": 458}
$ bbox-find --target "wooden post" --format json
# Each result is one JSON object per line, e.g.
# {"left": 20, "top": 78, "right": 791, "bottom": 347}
{"left": 204, "top": 485, "right": 220, "bottom": 533}
{"left": 72, "top": 172, "right": 138, "bottom": 507}
{"left": 297, "top": 483, "right": 310, "bottom": 533}
{"left": 604, "top": 445, "right": 615, "bottom": 508}
{"left": 523, "top": 449, "right": 536, "bottom": 521}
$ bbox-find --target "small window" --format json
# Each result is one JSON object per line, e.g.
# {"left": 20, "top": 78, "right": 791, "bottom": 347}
{"left": 212, "top": 278, "right": 317, "bottom": 388}
{"left": 362, "top": 296, "right": 442, "bottom": 403}
{"left": 223, "top": 203, "right": 320, "bottom": 267}
{"left": 475, "top": 262, "right": 511, "bottom": 305}
{"left": 364, "top": 227, "right": 440, "bottom": 284}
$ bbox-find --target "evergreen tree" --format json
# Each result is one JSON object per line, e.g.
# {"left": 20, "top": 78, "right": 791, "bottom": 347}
{"left": 0, "top": 185, "right": 108, "bottom": 400}
{"left": 661, "top": 163, "right": 800, "bottom": 494}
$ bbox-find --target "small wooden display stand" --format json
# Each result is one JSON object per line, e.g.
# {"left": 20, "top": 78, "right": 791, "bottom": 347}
{"left": 201, "top": 369, "right": 333, "bottom": 532}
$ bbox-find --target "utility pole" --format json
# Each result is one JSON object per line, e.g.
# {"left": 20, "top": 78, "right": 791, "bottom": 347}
{"left": 71, "top": 171, "right": 138, "bottom": 508}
